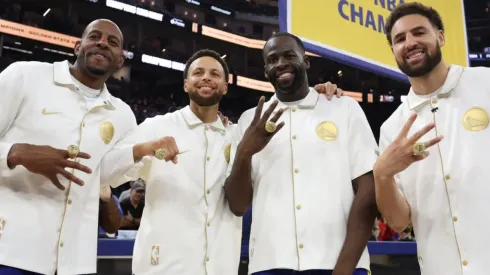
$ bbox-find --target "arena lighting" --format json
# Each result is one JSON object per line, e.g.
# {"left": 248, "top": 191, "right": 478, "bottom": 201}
{"left": 106, "top": 0, "right": 163, "bottom": 21}
{"left": 43, "top": 9, "right": 51, "bottom": 17}
{"left": 3, "top": 46, "right": 32, "bottom": 54}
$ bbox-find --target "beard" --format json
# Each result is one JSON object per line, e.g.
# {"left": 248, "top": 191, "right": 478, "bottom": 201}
{"left": 78, "top": 51, "right": 114, "bottom": 77}
{"left": 188, "top": 89, "right": 223, "bottom": 107}
{"left": 267, "top": 65, "right": 306, "bottom": 94}
{"left": 397, "top": 42, "right": 442, "bottom": 77}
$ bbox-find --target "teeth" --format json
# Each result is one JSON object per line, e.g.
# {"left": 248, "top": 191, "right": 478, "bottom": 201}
{"left": 408, "top": 52, "right": 423, "bottom": 60}
{"left": 278, "top": 72, "right": 292, "bottom": 79}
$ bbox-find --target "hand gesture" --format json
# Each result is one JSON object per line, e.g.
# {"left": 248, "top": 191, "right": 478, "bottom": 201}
{"left": 134, "top": 136, "right": 180, "bottom": 163}
{"left": 314, "top": 81, "right": 344, "bottom": 100}
{"left": 374, "top": 113, "right": 443, "bottom": 178}
{"left": 100, "top": 185, "right": 112, "bottom": 202}
{"left": 7, "top": 144, "right": 92, "bottom": 190}
{"left": 239, "top": 97, "right": 285, "bottom": 156}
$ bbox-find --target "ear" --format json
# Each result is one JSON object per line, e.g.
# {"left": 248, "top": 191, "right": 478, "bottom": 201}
{"left": 222, "top": 83, "right": 228, "bottom": 96}
{"left": 117, "top": 51, "right": 126, "bottom": 70}
{"left": 438, "top": 30, "right": 445, "bottom": 47}
{"left": 303, "top": 55, "right": 310, "bottom": 69}
{"left": 183, "top": 79, "right": 189, "bottom": 93}
{"left": 74, "top": 40, "right": 81, "bottom": 56}
{"left": 264, "top": 65, "right": 269, "bottom": 79}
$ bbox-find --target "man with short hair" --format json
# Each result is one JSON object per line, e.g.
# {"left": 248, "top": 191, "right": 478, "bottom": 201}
{"left": 224, "top": 32, "right": 378, "bottom": 275}
{"left": 115, "top": 49, "right": 242, "bottom": 275}
{"left": 0, "top": 19, "right": 178, "bottom": 275}
{"left": 119, "top": 180, "right": 145, "bottom": 230}
{"left": 374, "top": 2, "right": 490, "bottom": 274}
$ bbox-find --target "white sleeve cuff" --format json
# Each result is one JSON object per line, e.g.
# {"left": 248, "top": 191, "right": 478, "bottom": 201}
{"left": 0, "top": 142, "right": 14, "bottom": 172}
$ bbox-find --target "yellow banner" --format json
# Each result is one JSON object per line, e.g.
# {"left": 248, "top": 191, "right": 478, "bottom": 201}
{"left": 280, "top": 0, "right": 468, "bottom": 81}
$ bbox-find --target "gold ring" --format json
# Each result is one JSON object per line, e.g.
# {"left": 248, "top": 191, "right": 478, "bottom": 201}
{"left": 67, "top": 145, "right": 80, "bottom": 159}
{"left": 155, "top": 148, "right": 168, "bottom": 160}
{"left": 412, "top": 142, "right": 426, "bottom": 156}
{"left": 265, "top": 121, "right": 277, "bottom": 133}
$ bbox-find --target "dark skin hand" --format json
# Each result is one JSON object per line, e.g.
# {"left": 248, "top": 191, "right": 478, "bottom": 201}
{"left": 224, "top": 96, "right": 286, "bottom": 216}
{"left": 333, "top": 172, "right": 378, "bottom": 275}
{"left": 7, "top": 143, "right": 92, "bottom": 190}
{"left": 99, "top": 197, "right": 122, "bottom": 234}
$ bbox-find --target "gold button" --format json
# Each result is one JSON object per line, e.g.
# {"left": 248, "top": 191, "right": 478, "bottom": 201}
{"left": 207, "top": 221, "right": 211, "bottom": 227}
{"left": 299, "top": 244, "right": 304, "bottom": 249}
{"left": 206, "top": 156, "right": 210, "bottom": 161}
{"left": 60, "top": 242, "right": 64, "bottom": 247}
{"left": 294, "top": 168, "right": 299, "bottom": 173}
{"left": 206, "top": 256, "right": 210, "bottom": 262}
{"left": 205, "top": 126, "right": 209, "bottom": 130}
{"left": 206, "top": 189, "right": 211, "bottom": 194}
{"left": 67, "top": 199, "right": 72, "bottom": 205}
{"left": 462, "top": 260, "right": 468, "bottom": 266}
{"left": 418, "top": 256, "right": 422, "bottom": 260}
{"left": 445, "top": 174, "right": 451, "bottom": 180}
{"left": 296, "top": 205, "right": 301, "bottom": 210}
{"left": 292, "top": 135, "right": 297, "bottom": 140}
{"left": 292, "top": 107, "right": 297, "bottom": 112}
{"left": 452, "top": 216, "right": 458, "bottom": 222}
{"left": 431, "top": 98, "right": 437, "bottom": 104}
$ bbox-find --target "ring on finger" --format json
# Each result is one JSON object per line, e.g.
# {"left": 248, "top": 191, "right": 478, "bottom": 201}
{"left": 155, "top": 148, "right": 169, "bottom": 160}
{"left": 265, "top": 121, "right": 277, "bottom": 133}
{"left": 67, "top": 145, "right": 80, "bottom": 159}
{"left": 412, "top": 142, "right": 426, "bottom": 156}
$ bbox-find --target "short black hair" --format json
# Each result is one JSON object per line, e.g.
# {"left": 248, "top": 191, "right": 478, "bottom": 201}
{"left": 263, "top": 32, "right": 305, "bottom": 54}
{"left": 183, "top": 49, "right": 229, "bottom": 81}
{"left": 385, "top": 2, "right": 444, "bottom": 46}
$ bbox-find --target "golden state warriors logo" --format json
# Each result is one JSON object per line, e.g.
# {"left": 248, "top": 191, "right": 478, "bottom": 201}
{"left": 100, "top": 122, "right": 115, "bottom": 144}
{"left": 224, "top": 143, "right": 231, "bottom": 164}
{"left": 462, "top": 107, "right": 489, "bottom": 131}
{"left": 316, "top": 121, "right": 337, "bottom": 141}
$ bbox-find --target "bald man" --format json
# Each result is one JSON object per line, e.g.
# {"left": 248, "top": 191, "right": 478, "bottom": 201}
{"left": 0, "top": 19, "right": 178, "bottom": 275}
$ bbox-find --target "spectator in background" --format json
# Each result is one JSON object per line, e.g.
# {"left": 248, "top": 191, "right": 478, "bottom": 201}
{"left": 119, "top": 180, "right": 145, "bottom": 230}
{"left": 99, "top": 185, "right": 124, "bottom": 237}
{"left": 377, "top": 218, "right": 397, "bottom": 242}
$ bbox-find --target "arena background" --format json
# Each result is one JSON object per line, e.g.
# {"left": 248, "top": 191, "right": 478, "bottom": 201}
{"left": 0, "top": 0, "right": 489, "bottom": 274}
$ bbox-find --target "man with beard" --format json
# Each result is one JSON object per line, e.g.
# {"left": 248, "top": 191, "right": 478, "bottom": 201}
{"left": 0, "top": 19, "right": 178, "bottom": 275}
{"left": 374, "top": 2, "right": 490, "bottom": 274}
{"left": 112, "top": 49, "right": 242, "bottom": 275}
{"left": 224, "top": 32, "right": 378, "bottom": 275}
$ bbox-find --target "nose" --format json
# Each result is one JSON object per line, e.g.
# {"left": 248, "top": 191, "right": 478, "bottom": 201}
{"left": 276, "top": 56, "right": 289, "bottom": 70}
{"left": 404, "top": 33, "right": 418, "bottom": 49}
{"left": 96, "top": 37, "right": 110, "bottom": 48}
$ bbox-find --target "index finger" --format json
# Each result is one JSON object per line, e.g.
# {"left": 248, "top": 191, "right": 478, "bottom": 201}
{"left": 398, "top": 112, "right": 418, "bottom": 139}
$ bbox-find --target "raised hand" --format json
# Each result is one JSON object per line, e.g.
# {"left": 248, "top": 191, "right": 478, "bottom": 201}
{"left": 238, "top": 96, "right": 286, "bottom": 156}
{"left": 374, "top": 113, "right": 443, "bottom": 178}
{"left": 314, "top": 81, "right": 344, "bottom": 100}
{"left": 7, "top": 143, "right": 92, "bottom": 190}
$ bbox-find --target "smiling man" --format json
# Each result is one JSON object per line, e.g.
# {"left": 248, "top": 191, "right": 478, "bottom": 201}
{"left": 113, "top": 49, "right": 242, "bottom": 275}
{"left": 224, "top": 32, "right": 379, "bottom": 275}
{"left": 374, "top": 3, "right": 490, "bottom": 275}
{"left": 0, "top": 19, "right": 178, "bottom": 275}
